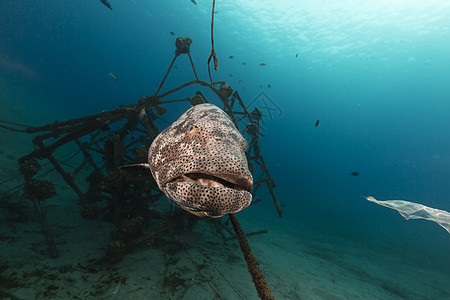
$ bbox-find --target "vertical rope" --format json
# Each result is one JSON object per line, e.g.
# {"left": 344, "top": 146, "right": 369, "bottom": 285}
{"left": 207, "top": 0, "right": 219, "bottom": 83}
{"left": 229, "top": 214, "right": 275, "bottom": 300}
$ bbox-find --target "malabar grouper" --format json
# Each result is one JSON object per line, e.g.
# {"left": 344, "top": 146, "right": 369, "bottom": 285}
{"left": 124, "top": 103, "right": 253, "bottom": 218}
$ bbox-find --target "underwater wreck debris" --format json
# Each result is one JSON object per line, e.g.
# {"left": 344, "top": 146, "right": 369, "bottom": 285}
{"left": 366, "top": 196, "right": 450, "bottom": 234}
{"left": 219, "top": 82, "right": 233, "bottom": 98}
{"left": 17, "top": 157, "right": 59, "bottom": 258}
{"left": 19, "top": 158, "right": 41, "bottom": 180}
{"left": 80, "top": 203, "right": 99, "bottom": 220}
{"left": 23, "top": 179, "right": 56, "bottom": 201}
{"left": 0, "top": 36, "right": 280, "bottom": 297}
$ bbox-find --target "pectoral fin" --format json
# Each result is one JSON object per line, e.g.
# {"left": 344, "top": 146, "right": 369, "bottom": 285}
{"left": 119, "top": 163, "right": 152, "bottom": 176}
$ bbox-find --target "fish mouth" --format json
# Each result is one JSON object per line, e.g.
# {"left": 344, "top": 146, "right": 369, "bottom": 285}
{"left": 164, "top": 172, "right": 253, "bottom": 217}
{"left": 169, "top": 172, "right": 252, "bottom": 193}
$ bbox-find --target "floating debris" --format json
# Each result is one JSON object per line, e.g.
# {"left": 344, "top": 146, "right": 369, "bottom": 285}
{"left": 242, "top": 62, "right": 247, "bottom": 65}
{"left": 257, "top": 85, "right": 263, "bottom": 88}
{"left": 191, "top": 0, "right": 197, "bottom": 5}
{"left": 170, "top": 31, "right": 175, "bottom": 36}
{"left": 228, "top": 73, "right": 233, "bottom": 77}
{"left": 238, "top": 80, "right": 242, "bottom": 84}
{"left": 315, "top": 120, "right": 319, "bottom": 127}
{"left": 229, "top": 55, "right": 234, "bottom": 59}
{"left": 268, "top": 84, "right": 271, "bottom": 88}
{"left": 295, "top": 53, "right": 299, "bottom": 58}
{"left": 259, "top": 63, "right": 266, "bottom": 66}
{"left": 109, "top": 73, "right": 118, "bottom": 81}
{"left": 366, "top": 196, "right": 450, "bottom": 234}
{"left": 351, "top": 172, "right": 359, "bottom": 176}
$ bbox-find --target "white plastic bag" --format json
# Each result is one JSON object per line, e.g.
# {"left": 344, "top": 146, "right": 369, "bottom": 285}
{"left": 366, "top": 196, "right": 450, "bottom": 234}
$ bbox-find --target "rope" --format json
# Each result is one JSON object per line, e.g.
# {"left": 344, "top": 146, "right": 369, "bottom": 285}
{"left": 229, "top": 214, "right": 275, "bottom": 300}
{"left": 207, "top": 0, "right": 219, "bottom": 83}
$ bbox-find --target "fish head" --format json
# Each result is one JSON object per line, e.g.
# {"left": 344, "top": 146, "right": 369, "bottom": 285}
{"left": 148, "top": 103, "right": 253, "bottom": 218}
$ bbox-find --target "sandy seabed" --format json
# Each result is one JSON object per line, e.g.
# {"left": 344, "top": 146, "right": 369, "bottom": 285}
{"left": 2, "top": 192, "right": 450, "bottom": 299}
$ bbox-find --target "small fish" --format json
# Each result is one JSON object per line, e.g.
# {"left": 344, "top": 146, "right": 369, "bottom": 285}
{"left": 242, "top": 62, "right": 247, "bottom": 65}
{"left": 315, "top": 120, "right": 319, "bottom": 127}
{"left": 268, "top": 84, "right": 271, "bottom": 88}
{"left": 191, "top": 0, "right": 197, "bottom": 5}
{"left": 295, "top": 53, "right": 299, "bottom": 58}
{"left": 243, "top": 86, "right": 246, "bottom": 91}
{"left": 170, "top": 31, "right": 175, "bottom": 36}
{"left": 228, "top": 73, "right": 233, "bottom": 77}
{"left": 109, "top": 73, "right": 118, "bottom": 81}
{"left": 351, "top": 172, "right": 359, "bottom": 176}
{"left": 238, "top": 80, "right": 242, "bottom": 84}
{"left": 259, "top": 63, "right": 266, "bottom": 66}
{"left": 257, "top": 85, "right": 263, "bottom": 88}
{"left": 229, "top": 56, "right": 234, "bottom": 59}
{"left": 100, "top": 0, "right": 112, "bottom": 10}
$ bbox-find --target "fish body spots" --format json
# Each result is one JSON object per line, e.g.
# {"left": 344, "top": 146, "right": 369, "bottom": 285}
{"left": 148, "top": 103, "right": 253, "bottom": 217}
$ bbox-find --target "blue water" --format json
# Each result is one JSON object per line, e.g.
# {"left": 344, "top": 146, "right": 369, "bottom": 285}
{"left": 2, "top": 0, "right": 450, "bottom": 298}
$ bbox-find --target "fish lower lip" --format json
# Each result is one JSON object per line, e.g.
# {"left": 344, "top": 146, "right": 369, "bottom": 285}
{"left": 171, "top": 173, "right": 250, "bottom": 192}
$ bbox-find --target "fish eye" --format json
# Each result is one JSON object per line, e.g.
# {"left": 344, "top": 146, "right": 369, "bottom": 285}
{"left": 187, "top": 125, "right": 197, "bottom": 135}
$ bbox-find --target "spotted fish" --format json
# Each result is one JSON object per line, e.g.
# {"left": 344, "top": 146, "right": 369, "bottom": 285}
{"left": 127, "top": 103, "right": 253, "bottom": 218}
